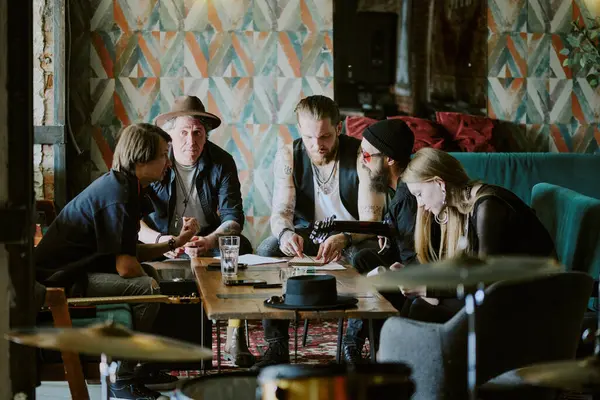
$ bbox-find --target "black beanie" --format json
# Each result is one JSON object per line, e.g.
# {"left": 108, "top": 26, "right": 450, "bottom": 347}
{"left": 362, "top": 119, "right": 415, "bottom": 162}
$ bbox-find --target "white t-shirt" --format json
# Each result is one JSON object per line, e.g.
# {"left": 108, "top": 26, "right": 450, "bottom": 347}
{"left": 312, "top": 162, "right": 356, "bottom": 222}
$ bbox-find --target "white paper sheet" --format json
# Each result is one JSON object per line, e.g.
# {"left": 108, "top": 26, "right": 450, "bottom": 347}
{"left": 296, "top": 262, "right": 346, "bottom": 271}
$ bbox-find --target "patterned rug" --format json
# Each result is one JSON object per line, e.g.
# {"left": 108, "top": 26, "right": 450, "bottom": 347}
{"left": 173, "top": 320, "right": 372, "bottom": 377}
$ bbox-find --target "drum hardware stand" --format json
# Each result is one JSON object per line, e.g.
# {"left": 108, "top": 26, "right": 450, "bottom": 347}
{"left": 99, "top": 353, "right": 118, "bottom": 400}
{"left": 245, "top": 320, "right": 250, "bottom": 347}
{"left": 369, "top": 319, "right": 376, "bottom": 362}
{"left": 457, "top": 282, "right": 485, "bottom": 400}
{"left": 200, "top": 305, "right": 205, "bottom": 375}
{"left": 216, "top": 319, "right": 221, "bottom": 373}
{"left": 336, "top": 317, "right": 344, "bottom": 364}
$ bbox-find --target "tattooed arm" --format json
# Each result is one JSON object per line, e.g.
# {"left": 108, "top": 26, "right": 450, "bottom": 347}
{"left": 351, "top": 151, "right": 385, "bottom": 244}
{"left": 270, "top": 145, "right": 297, "bottom": 238}
{"left": 206, "top": 220, "right": 242, "bottom": 245}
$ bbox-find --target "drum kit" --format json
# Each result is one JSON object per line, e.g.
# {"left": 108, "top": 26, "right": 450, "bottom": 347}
{"left": 6, "top": 254, "right": 600, "bottom": 399}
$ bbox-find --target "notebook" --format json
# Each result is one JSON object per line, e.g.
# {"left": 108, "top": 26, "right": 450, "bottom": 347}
{"left": 288, "top": 255, "right": 326, "bottom": 266}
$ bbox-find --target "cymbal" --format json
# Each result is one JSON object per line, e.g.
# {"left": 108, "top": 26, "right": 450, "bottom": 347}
{"left": 366, "top": 255, "right": 561, "bottom": 289}
{"left": 6, "top": 321, "right": 212, "bottom": 361}
{"left": 515, "top": 356, "right": 600, "bottom": 391}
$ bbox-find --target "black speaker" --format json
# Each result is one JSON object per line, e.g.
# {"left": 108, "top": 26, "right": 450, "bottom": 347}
{"left": 143, "top": 278, "right": 214, "bottom": 372}
{"left": 334, "top": 8, "right": 398, "bottom": 86}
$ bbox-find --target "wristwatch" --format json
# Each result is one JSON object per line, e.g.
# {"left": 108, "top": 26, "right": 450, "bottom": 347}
{"left": 168, "top": 237, "right": 177, "bottom": 251}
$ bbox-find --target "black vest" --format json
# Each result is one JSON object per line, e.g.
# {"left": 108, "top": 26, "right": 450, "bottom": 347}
{"left": 292, "top": 135, "right": 361, "bottom": 228}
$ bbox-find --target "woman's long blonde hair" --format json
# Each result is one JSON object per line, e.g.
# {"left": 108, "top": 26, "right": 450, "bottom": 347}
{"left": 402, "top": 148, "right": 492, "bottom": 263}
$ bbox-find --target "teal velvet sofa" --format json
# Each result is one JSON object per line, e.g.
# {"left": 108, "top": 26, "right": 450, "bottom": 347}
{"left": 451, "top": 153, "right": 600, "bottom": 205}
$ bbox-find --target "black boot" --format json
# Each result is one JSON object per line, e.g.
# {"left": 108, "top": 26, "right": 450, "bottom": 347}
{"left": 251, "top": 338, "right": 290, "bottom": 370}
{"left": 342, "top": 337, "right": 366, "bottom": 365}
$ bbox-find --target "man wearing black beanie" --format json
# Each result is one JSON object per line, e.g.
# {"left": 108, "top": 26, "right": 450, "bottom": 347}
{"left": 342, "top": 118, "right": 421, "bottom": 364}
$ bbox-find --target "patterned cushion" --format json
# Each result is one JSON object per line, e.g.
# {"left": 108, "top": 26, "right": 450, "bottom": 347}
{"left": 387, "top": 116, "right": 449, "bottom": 152}
{"left": 436, "top": 112, "right": 496, "bottom": 152}
{"left": 344, "top": 116, "right": 378, "bottom": 139}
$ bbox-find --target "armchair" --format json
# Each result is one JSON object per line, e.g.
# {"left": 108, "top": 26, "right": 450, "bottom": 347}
{"left": 377, "top": 272, "right": 593, "bottom": 400}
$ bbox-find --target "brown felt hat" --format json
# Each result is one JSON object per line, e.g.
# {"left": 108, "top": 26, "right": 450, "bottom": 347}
{"left": 154, "top": 96, "right": 221, "bottom": 131}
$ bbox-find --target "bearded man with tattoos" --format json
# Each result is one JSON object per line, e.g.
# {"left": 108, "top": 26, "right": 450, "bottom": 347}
{"left": 253, "top": 95, "right": 384, "bottom": 369}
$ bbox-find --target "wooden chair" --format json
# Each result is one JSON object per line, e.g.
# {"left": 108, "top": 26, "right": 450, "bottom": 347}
{"left": 40, "top": 287, "right": 197, "bottom": 400}
{"left": 42, "top": 287, "right": 90, "bottom": 400}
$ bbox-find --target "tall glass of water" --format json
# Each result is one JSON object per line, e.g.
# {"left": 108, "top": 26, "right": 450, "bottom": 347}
{"left": 219, "top": 236, "right": 240, "bottom": 280}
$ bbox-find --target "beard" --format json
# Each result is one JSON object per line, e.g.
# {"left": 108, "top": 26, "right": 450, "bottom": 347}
{"left": 368, "top": 163, "right": 390, "bottom": 193}
{"left": 308, "top": 139, "right": 339, "bottom": 166}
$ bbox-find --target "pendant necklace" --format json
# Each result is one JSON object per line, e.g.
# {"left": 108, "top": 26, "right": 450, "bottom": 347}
{"left": 173, "top": 162, "right": 199, "bottom": 229}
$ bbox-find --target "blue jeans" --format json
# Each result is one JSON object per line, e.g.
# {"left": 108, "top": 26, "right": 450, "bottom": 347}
{"left": 84, "top": 264, "right": 161, "bottom": 379}
{"left": 345, "top": 248, "right": 406, "bottom": 350}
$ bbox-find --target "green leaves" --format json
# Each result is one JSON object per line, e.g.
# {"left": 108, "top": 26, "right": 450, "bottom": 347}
{"left": 586, "top": 73, "right": 599, "bottom": 88}
{"left": 567, "top": 34, "right": 582, "bottom": 47}
{"left": 564, "top": 20, "right": 600, "bottom": 88}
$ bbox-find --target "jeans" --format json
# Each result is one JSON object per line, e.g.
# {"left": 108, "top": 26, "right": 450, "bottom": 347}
{"left": 83, "top": 264, "right": 161, "bottom": 379}
{"left": 258, "top": 229, "right": 379, "bottom": 342}
{"left": 345, "top": 248, "right": 407, "bottom": 350}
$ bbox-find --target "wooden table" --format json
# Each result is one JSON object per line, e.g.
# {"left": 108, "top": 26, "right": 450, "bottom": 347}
{"left": 189, "top": 257, "right": 400, "bottom": 371}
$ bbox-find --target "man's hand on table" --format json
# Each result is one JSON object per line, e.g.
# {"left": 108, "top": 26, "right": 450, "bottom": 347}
{"left": 159, "top": 217, "right": 199, "bottom": 259}
{"left": 316, "top": 233, "right": 346, "bottom": 264}
{"left": 279, "top": 230, "right": 304, "bottom": 258}
{"left": 184, "top": 236, "right": 216, "bottom": 258}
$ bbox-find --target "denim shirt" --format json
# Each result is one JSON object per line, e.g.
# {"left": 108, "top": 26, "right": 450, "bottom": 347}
{"left": 143, "top": 141, "right": 245, "bottom": 236}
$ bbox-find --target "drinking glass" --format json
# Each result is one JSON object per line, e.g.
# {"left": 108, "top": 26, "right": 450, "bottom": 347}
{"left": 219, "top": 236, "right": 240, "bottom": 280}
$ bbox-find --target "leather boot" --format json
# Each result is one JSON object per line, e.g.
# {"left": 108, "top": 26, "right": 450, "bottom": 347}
{"left": 342, "top": 337, "right": 366, "bottom": 365}
{"left": 223, "top": 324, "right": 256, "bottom": 368}
{"left": 250, "top": 337, "right": 290, "bottom": 370}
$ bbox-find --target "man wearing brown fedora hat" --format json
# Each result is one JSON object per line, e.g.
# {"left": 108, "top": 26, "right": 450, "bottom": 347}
{"left": 138, "top": 96, "right": 255, "bottom": 367}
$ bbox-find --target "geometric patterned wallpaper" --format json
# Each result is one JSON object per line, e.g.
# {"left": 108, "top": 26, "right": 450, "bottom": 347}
{"left": 68, "top": 0, "right": 333, "bottom": 248}
{"left": 488, "top": 0, "right": 600, "bottom": 153}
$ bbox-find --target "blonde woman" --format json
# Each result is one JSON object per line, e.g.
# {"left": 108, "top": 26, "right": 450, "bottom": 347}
{"left": 397, "top": 148, "right": 554, "bottom": 322}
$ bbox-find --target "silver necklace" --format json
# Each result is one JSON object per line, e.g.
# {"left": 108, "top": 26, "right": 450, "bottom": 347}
{"left": 313, "top": 160, "right": 338, "bottom": 195}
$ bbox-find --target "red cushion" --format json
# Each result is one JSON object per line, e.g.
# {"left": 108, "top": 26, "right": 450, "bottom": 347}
{"left": 435, "top": 112, "right": 496, "bottom": 152}
{"left": 387, "top": 116, "right": 448, "bottom": 152}
{"left": 344, "top": 116, "right": 378, "bottom": 139}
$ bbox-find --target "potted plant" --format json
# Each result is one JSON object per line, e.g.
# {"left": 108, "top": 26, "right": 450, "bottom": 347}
{"left": 562, "top": 18, "right": 600, "bottom": 88}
